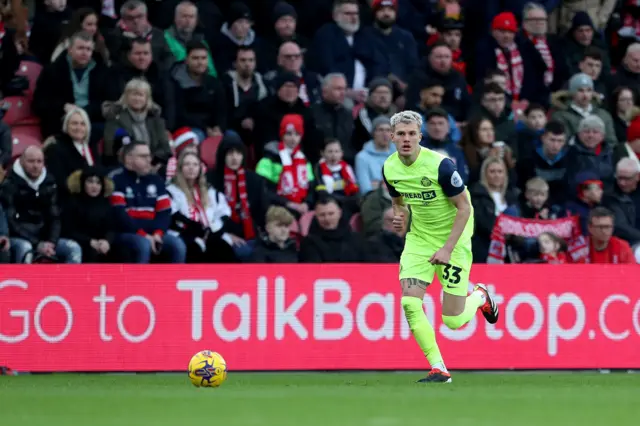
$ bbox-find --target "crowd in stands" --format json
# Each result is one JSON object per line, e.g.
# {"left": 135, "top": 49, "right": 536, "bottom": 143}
{"left": 0, "top": 0, "right": 639, "bottom": 265}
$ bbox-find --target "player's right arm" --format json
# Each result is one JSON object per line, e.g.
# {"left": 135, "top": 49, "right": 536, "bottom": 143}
{"left": 382, "top": 165, "right": 409, "bottom": 232}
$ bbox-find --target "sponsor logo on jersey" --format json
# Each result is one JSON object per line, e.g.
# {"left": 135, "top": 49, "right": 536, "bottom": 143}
{"left": 399, "top": 190, "right": 436, "bottom": 200}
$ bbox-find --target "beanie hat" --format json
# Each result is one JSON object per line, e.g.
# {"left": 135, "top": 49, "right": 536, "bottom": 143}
{"left": 628, "top": 117, "right": 640, "bottom": 142}
{"left": 568, "top": 73, "right": 594, "bottom": 95}
{"left": 280, "top": 114, "right": 304, "bottom": 139}
{"left": 578, "top": 115, "right": 605, "bottom": 134}
{"left": 227, "top": 2, "right": 252, "bottom": 25}
{"left": 575, "top": 171, "right": 602, "bottom": 198}
{"left": 275, "top": 71, "right": 300, "bottom": 89}
{"left": 372, "top": 0, "right": 397, "bottom": 12}
{"left": 372, "top": 115, "right": 391, "bottom": 130}
{"left": 492, "top": 12, "right": 518, "bottom": 33}
{"left": 172, "top": 127, "right": 199, "bottom": 155}
{"left": 273, "top": 1, "right": 297, "bottom": 22}
{"left": 440, "top": 17, "right": 464, "bottom": 32}
{"left": 570, "top": 11, "right": 594, "bottom": 33}
{"left": 368, "top": 77, "right": 393, "bottom": 93}
{"left": 113, "top": 128, "right": 134, "bottom": 155}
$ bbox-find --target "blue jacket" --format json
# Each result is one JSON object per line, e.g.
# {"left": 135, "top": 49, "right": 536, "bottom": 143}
{"left": 355, "top": 141, "right": 397, "bottom": 195}
{"left": 363, "top": 25, "right": 418, "bottom": 82}
{"left": 109, "top": 168, "right": 171, "bottom": 236}
{"left": 419, "top": 137, "right": 469, "bottom": 183}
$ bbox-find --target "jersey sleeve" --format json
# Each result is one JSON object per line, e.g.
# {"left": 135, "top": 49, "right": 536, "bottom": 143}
{"left": 438, "top": 158, "right": 465, "bottom": 198}
{"left": 381, "top": 165, "right": 401, "bottom": 197}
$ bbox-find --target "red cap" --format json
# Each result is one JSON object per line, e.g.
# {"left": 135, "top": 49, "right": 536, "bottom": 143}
{"left": 172, "top": 127, "right": 199, "bottom": 154}
{"left": 372, "top": 0, "right": 397, "bottom": 11}
{"left": 492, "top": 12, "right": 518, "bottom": 33}
{"left": 280, "top": 114, "right": 304, "bottom": 139}
{"left": 627, "top": 116, "right": 640, "bottom": 142}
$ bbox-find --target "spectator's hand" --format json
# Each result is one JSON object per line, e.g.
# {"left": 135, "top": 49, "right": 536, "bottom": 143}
{"left": 0, "top": 236, "right": 10, "bottom": 252}
{"left": 429, "top": 246, "right": 452, "bottom": 265}
{"left": 229, "top": 234, "right": 247, "bottom": 247}
{"left": 241, "top": 118, "right": 254, "bottom": 130}
{"left": 37, "top": 241, "right": 56, "bottom": 257}
{"left": 346, "top": 88, "right": 368, "bottom": 104}
{"left": 98, "top": 240, "right": 111, "bottom": 254}
{"left": 145, "top": 234, "right": 160, "bottom": 254}
{"left": 207, "top": 127, "right": 223, "bottom": 138}
{"left": 64, "top": 103, "right": 78, "bottom": 113}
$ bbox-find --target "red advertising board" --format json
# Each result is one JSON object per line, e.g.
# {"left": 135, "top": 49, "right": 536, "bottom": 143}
{"left": 0, "top": 265, "right": 639, "bottom": 372}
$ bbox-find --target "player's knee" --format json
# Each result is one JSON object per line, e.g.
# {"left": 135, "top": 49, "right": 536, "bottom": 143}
{"left": 441, "top": 314, "right": 465, "bottom": 330}
{"left": 401, "top": 296, "right": 422, "bottom": 320}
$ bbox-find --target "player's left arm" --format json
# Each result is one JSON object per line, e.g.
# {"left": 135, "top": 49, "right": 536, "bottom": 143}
{"left": 434, "top": 158, "right": 471, "bottom": 261}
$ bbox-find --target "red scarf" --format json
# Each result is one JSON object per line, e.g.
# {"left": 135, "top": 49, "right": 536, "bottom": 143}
{"left": 277, "top": 142, "right": 309, "bottom": 203}
{"left": 223, "top": 167, "right": 255, "bottom": 240}
{"left": 188, "top": 188, "right": 210, "bottom": 227}
{"left": 495, "top": 44, "right": 524, "bottom": 100}
{"left": 526, "top": 32, "right": 554, "bottom": 87}
{"left": 540, "top": 252, "right": 567, "bottom": 264}
{"left": 451, "top": 48, "right": 466, "bottom": 77}
{"left": 318, "top": 159, "right": 359, "bottom": 196}
{"left": 622, "top": 13, "right": 640, "bottom": 39}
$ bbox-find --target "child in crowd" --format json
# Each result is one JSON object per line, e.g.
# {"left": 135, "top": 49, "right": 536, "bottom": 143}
{"left": 315, "top": 138, "right": 360, "bottom": 215}
{"left": 250, "top": 206, "right": 298, "bottom": 263}
{"left": 165, "top": 127, "right": 205, "bottom": 182}
{"left": 538, "top": 232, "right": 568, "bottom": 264}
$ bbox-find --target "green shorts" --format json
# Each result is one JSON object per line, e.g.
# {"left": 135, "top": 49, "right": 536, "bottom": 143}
{"left": 399, "top": 244, "right": 472, "bottom": 297}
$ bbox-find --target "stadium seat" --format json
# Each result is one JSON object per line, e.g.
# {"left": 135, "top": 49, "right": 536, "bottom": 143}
{"left": 1, "top": 96, "right": 37, "bottom": 126}
{"left": 299, "top": 211, "right": 315, "bottom": 236}
{"left": 200, "top": 135, "right": 222, "bottom": 169}
{"left": 11, "top": 130, "right": 42, "bottom": 161}
{"left": 289, "top": 219, "right": 301, "bottom": 247}
{"left": 15, "top": 60, "right": 43, "bottom": 98}
{"left": 11, "top": 124, "right": 41, "bottom": 141}
{"left": 349, "top": 213, "right": 363, "bottom": 233}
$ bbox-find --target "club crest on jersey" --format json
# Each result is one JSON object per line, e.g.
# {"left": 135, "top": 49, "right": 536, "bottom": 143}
{"left": 421, "top": 177, "right": 432, "bottom": 187}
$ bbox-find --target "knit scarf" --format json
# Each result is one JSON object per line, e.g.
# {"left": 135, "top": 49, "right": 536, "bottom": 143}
{"left": 277, "top": 142, "right": 309, "bottom": 203}
{"left": 118, "top": 20, "right": 152, "bottom": 40}
{"left": 189, "top": 187, "right": 209, "bottom": 227}
{"left": 495, "top": 44, "right": 524, "bottom": 100}
{"left": 318, "top": 159, "right": 359, "bottom": 195}
{"left": 129, "top": 110, "right": 150, "bottom": 143}
{"left": 527, "top": 33, "right": 554, "bottom": 86}
{"left": 224, "top": 167, "right": 255, "bottom": 240}
{"left": 451, "top": 48, "right": 466, "bottom": 77}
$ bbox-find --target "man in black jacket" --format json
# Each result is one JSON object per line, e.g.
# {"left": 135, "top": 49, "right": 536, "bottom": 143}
{"left": 603, "top": 158, "right": 640, "bottom": 247}
{"left": 0, "top": 147, "right": 82, "bottom": 263}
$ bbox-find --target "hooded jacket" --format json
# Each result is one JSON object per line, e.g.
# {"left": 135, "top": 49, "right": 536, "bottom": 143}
{"left": 565, "top": 137, "right": 614, "bottom": 191}
{"left": 516, "top": 139, "right": 571, "bottom": 206}
{"left": 299, "top": 214, "right": 369, "bottom": 263}
{"left": 355, "top": 141, "right": 396, "bottom": 195}
{"left": 550, "top": 90, "right": 617, "bottom": 144}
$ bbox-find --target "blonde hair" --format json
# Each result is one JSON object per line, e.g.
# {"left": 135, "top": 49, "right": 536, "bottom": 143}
{"left": 62, "top": 107, "right": 91, "bottom": 143}
{"left": 525, "top": 177, "right": 549, "bottom": 192}
{"left": 266, "top": 205, "right": 295, "bottom": 226}
{"left": 390, "top": 110, "right": 423, "bottom": 132}
{"left": 479, "top": 156, "right": 508, "bottom": 197}
{"left": 119, "top": 78, "right": 153, "bottom": 111}
{"left": 173, "top": 151, "right": 208, "bottom": 209}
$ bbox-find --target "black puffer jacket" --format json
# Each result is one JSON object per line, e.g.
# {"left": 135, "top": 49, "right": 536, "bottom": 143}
{"left": 250, "top": 236, "right": 299, "bottom": 263}
{"left": 0, "top": 161, "right": 60, "bottom": 245}
{"left": 299, "top": 215, "right": 369, "bottom": 263}
{"left": 603, "top": 187, "right": 640, "bottom": 246}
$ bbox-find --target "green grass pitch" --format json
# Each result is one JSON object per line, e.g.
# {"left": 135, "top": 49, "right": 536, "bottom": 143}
{"left": 1, "top": 372, "right": 638, "bottom": 426}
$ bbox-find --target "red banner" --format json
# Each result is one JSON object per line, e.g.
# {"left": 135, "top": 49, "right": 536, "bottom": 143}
{"left": 1, "top": 265, "right": 639, "bottom": 372}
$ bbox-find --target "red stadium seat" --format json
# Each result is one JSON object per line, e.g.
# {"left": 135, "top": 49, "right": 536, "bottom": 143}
{"left": 15, "top": 60, "right": 43, "bottom": 98}
{"left": 11, "top": 131, "right": 42, "bottom": 161}
{"left": 289, "top": 219, "right": 301, "bottom": 247}
{"left": 200, "top": 135, "right": 222, "bottom": 169}
{"left": 1, "top": 96, "right": 37, "bottom": 126}
{"left": 298, "top": 211, "right": 315, "bottom": 236}
{"left": 11, "top": 124, "right": 41, "bottom": 140}
{"left": 349, "top": 213, "right": 363, "bottom": 233}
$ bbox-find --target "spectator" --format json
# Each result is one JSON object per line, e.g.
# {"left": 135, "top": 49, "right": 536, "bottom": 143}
{"left": 460, "top": 116, "right": 516, "bottom": 186}
{"left": 565, "top": 115, "right": 615, "bottom": 191}
{"left": 406, "top": 41, "right": 471, "bottom": 122}
{"left": 263, "top": 1, "right": 310, "bottom": 71}
{"left": 62, "top": 167, "right": 116, "bottom": 263}
{"left": 360, "top": 179, "right": 392, "bottom": 237}
{"left": 171, "top": 41, "right": 227, "bottom": 141}
{"left": 50, "top": 8, "right": 110, "bottom": 65}
{"left": 256, "top": 114, "right": 314, "bottom": 216}
{"left": 299, "top": 194, "right": 369, "bottom": 262}
{"left": 611, "top": 43, "right": 640, "bottom": 101}
{"left": 538, "top": 232, "right": 568, "bottom": 264}
{"left": 551, "top": 73, "right": 616, "bottom": 144}
{"left": 166, "top": 151, "right": 236, "bottom": 263}
{"left": 33, "top": 31, "right": 110, "bottom": 139}
{"left": 0, "top": 203, "right": 10, "bottom": 264}
{"left": 105, "top": 0, "right": 173, "bottom": 70}
{"left": 367, "top": 206, "right": 405, "bottom": 262}
{"left": 551, "top": 1, "right": 617, "bottom": 35}
{"left": 355, "top": 115, "right": 395, "bottom": 195}
{"left": 438, "top": 18, "right": 466, "bottom": 78}
{"left": 223, "top": 47, "right": 268, "bottom": 141}
{"left": 309, "top": 0, "right": 388, "bottom": 100}
{"left": 103, "top": 78, "right": 172, "bottom": 170}
{"left": 576, "top": 46, "right": 608, "bottom": 101}
{"left": 43, "top": 107, "right": 99, "bottom": 203}
{"left": 209, "top": 132, "right": 270, "bottom": 247}
{"left": 264, "top": 41, "right": 323, "bottom": 106}
{"left": 475, "top": 12, "right": 548, "bottom": 107}
{"left": 0, "top": 146, "right": 82, "bottom": 264}
{"left": 106, "top": 38, "right": 176, "bottom": 127}
{"left": 250, "top": 205, "right": 299, "bottom": 263}
{"left": 164, "top": 1, "right": 218, "bottom": 77}
{"left": 585, "top": 207, "right": 635, "bottom": 264}
{"left": 314, "top": 138, "right": 360, "bottom": 214}
{"left": 516, "top": 121, "right": 570, "bottom": 205}
{"left": 470, "top": 156, "right": 518, "bottom": 263}
{"left": 474, "top": 83, "right": 518, "bottom": 156}
{"left": 352, "top": 77, "right": 397, "bottom": 152}
{"left": 566, "top": 171, "right": 604, "bottom": 234}
{"left": 109, "top": 141, "right": 187, "bottom": 263}
{"left": 414, "top": 79, "right": 461, "bottom": 143}
{"left": 561, "top": 12, "right": 611, "bottom": 82}
{"left": 28, "top": 0, "right": 71, "bottom": 66}
{"left": 505, "top": 177, "right": 564, "bottom": 220}
{"left": 364, "top": 0, "right": 418, "bottom": 95}
{"left": 214, "top": 1, "right": 266, "bottom": 73}
{"left": 419, "top": 108, "right": 468, "bottom": 182}
{"left": 311, "top": 73, "right": 355, "bottom": 162}
{"left": 165, "top": 127, "right": 206, "bottom": 182}
{"left": 515, "top": 103, "right": 547, "bottom": 160}
{"left": 609, "top": 87, "right": 637, "bottom": 144}
{"left": 603, "top": 158, "right": 640, "bottom": 246}
{"left": 0, "top": 121, "right": 13, "bottom": 170}
{"left": 615, "top": 115, "right": 640, "bottom": 169}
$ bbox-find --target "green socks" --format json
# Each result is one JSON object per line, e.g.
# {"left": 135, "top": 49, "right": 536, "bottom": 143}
{"left": 401, "top": 296, "right": 443, "bottom": 367}
{"left": 441, "top": 290, "right": 485, "bottom": 330}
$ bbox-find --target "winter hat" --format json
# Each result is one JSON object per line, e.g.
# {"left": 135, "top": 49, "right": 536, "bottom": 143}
{"left": 112, "top": 128, "right": 136, "bottom": 155}
{"left": 578, "top": 115, "right": 605, "bottom": 134}
{"left": 368, "top": 77, "right": 393, "bottom": 93}
{"left": 372, "top": 115, "right": 391, "bottom": 130}
{"left": 575, "top": 171, "right": 602, "bottom": 198}
{"left": 568, "top": 73, "right": 594, "bottom": 95}
{"left": 280, "top": 114, "right": 305, "bottom": 139}
{"left": 227, "top": 2, "right": 252, "bottom": 25}
{"left": 273, "top": 1, "right": 297, "bottom": 22}
{"left": 172, "top": 127, "right": 199, "bottom": 155}
{"left": 627, "top": 116, "right": 640, "bottom": 142}
{"left": 440, "top": 17, "right": 464, "bottom": 32}
{"left": 275, "top": 71, "right": 300, "bottom": 89}
{"left": 570, "top": 11, "right": 594, "bottom": 32}
{"left": 492, "top": 12, "right": 518, "bottom": 33}
{"left": 372, "top": 0, "right": 397, "bottom": 12}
